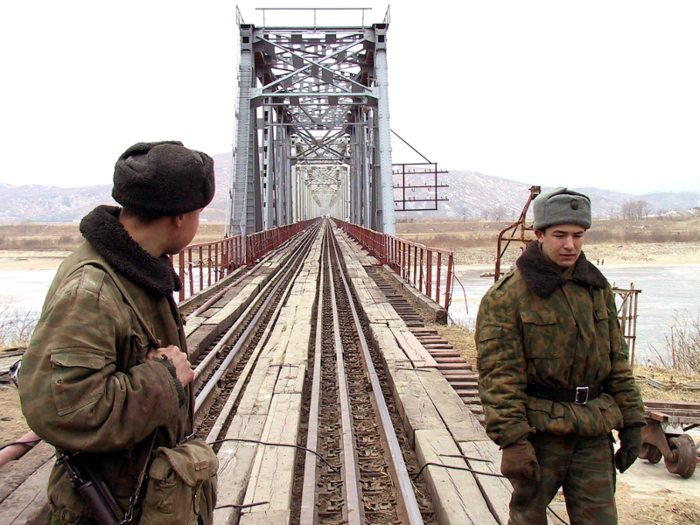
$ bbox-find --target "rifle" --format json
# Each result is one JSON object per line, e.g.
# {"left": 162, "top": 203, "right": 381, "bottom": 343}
{"left": 58, "top": 450, "right": 124, "bottom": 525}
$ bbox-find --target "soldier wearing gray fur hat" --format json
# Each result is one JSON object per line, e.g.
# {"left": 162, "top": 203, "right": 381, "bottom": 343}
{"left": 20, "top": 141, "right": 218, "bottom": 524}
{"left": 475, "top": 187, "right": 645, "bottom": 524}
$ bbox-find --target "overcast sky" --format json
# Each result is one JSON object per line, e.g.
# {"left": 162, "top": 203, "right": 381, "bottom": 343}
{"left": 1, "top": 1, "right": 698, "bottom": 195}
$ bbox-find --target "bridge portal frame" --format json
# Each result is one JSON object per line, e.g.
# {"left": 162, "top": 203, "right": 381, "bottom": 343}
{"left": 226, "top": 7, "right": 396, "bottom": 242}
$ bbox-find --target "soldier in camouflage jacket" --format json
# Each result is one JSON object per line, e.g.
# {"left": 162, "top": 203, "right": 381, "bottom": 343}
{"left": 19, "top": 142, "right": 216, "bottom": 524}
{"left": 476, "top": 188, "right": 645, "bottom": 525}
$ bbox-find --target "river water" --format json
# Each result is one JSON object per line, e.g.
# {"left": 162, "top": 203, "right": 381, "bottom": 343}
{"left": 2, "top": 264, "right": 699, "bottom": 364}
{"left": 447, "top": 263, "right": 700, "bottom": 364}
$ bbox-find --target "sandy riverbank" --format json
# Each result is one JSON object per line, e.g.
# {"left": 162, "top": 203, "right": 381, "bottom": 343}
{"left": 0, "top": 251, "right": 73, "bottom": 271}
{"left": 453, "top": 241, "right": 700, "bottom": 268}
{"left": 2, "top": 242, "right": 700, "bottom": 273}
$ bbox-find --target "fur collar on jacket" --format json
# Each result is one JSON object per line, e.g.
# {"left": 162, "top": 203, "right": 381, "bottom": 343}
{"left": 516, "top": 241, "right": 608, "bottom": 298}
{"left": 80, "top": 205, "right": 182, "bottom": 297}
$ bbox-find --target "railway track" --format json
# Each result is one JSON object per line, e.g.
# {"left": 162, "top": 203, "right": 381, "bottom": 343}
{"left": 193, "top": 221, "right": 322, "bottom": 429}
{"left": 1, "top": 218, "right": 519, "bottom": 524}
{"left": 198, "top": 221, "right": 436, "bottom": 524}
{"left": 365, "top": 267, "right": 483, "bottom": 420}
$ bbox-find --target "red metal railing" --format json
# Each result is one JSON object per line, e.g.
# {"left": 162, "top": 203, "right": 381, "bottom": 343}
{"left": 172, "top": 236, "right": 244, "bottom": 302}
{"left": 334, "top": 220, "right": 454, "bottom": 312}
{"left": 245, "top": 218, "right": 318, "bottom": 265}
{"left": 172, "top": 219, "right": 319, "bottom": 302}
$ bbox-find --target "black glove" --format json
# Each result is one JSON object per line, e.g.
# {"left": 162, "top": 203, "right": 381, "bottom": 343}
{"left": 615, "top": 426, "right": 643, "bottom": 473}
{"left": 501, "top": 436, "right": 541, "bottom": 482}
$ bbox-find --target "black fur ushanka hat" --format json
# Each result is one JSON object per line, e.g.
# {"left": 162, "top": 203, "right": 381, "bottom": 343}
{"left": 112, "top": 141, "right": 215, "bottom": 217}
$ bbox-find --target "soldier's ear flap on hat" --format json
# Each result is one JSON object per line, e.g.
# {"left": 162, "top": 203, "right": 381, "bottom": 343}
{"left": 112, "top": 141, "right": 215, "bottom": 218}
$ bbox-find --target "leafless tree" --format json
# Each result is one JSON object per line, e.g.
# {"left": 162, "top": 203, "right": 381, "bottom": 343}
{"left": 621, "top": 199, "right": 652, "bottom": 220}
{"left": 492, "top": 205, "right": 506, "bottom": 223}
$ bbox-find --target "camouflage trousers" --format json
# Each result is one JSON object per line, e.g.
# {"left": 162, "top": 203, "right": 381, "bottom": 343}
{"left": 508, "top": 432, "right": 617, "bottom": 525}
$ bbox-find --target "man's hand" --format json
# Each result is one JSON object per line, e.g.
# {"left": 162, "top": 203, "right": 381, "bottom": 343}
{"left": 615, "top": 426, "right": 643, "bottom": 473}
{"left": 148, "top": 345, "right": 194, "bottom": 386}
{"left": 501, "top": 435, "right": 541, "bottom": 482}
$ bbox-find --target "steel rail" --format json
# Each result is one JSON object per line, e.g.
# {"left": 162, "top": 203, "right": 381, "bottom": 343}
{"left": 327, "top": 230, "right": 365, "bottom": 525}
{"left": 186, "top": 264, "right": 259, "bottom": 320}
{"left": 299, "top": 224, "right": 327, "bottom": 524}
{"left": 192, "top": 224, "right": 322, "bottom": 390}
{"left": 329, "top": 226, "right": 425, "bottom": 525}
{"left": 194, "top": 222, "right": 322, "bottom": 417}
{"left": 191, "top": 233, "right": 313, "bottom": 393}
{"left": 204, "top": 225, "right": 321, "bottom": 444}
{"left": 192, "top": 224, "right": 317, "bottom": 327}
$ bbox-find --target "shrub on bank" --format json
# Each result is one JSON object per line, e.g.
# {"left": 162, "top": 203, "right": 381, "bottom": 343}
{"left": 0, "top": 304, "right": 36, "bottom": 349}
{"left": 650, "top": 311, "right": 700, "bottom": 374}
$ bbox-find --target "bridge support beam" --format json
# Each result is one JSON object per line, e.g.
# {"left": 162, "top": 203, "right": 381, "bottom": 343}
{"left": 228, "top": 9, "right": 396, "bottom": 235}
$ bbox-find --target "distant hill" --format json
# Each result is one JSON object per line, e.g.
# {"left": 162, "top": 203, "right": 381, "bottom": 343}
{"left": 0, "top": 154, "right": 232, "bottom": 223}
{"left": 397, "top": 171, "right": 700, "bottom": 221}
{"left": 0, "top": 159, "right": 698, "bottom": 223}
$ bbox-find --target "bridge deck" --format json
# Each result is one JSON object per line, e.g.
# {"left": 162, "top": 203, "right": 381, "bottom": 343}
{"left": 0, "top": 222, "right": 525, "bottom": 525}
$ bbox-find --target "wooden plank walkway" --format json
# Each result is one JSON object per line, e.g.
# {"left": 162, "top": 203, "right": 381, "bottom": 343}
{"left": 0, "top": 240, "right": 313, "bottom": 524}
{"left": 2, "top": 225, "right": 527, "bottom": 525}
{"left": 334, "top": 227, "right": 511, "bottom": 525}
{"left": 214, "top": 234, "right": 323, "bottom": 525}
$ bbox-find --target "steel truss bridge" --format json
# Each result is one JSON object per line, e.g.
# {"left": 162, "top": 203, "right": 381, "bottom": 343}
{"left": 226, "top": 6, "right": 402, "bottom": 240}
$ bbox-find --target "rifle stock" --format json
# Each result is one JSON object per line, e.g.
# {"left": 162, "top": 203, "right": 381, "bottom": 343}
{"left": 59, "top": 450, "right": 124, "bottom": 525}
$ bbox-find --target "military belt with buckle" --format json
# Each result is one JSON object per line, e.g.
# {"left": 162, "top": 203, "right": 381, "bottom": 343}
{"left": 525, "top": 383, "right": 603, "bottom": 406}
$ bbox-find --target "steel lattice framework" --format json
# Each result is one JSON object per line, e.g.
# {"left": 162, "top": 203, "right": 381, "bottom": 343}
{"left": 226, "top": 7, "right": 396, "bottom": 240}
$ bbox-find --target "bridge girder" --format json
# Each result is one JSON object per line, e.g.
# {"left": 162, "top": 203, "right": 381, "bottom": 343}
{"left": 227, "top": 9, "right": 395, "bottom": 237}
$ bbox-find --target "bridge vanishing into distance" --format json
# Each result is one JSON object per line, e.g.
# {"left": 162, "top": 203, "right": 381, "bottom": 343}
{"left": 3, "top": 220, "right": 519, "bottom": 525}
{"left": 227, "top": 6, "right": 397, "bottom": 239}
{"left": 225, "top": 6, "right": 446, "bottom": 241}
{"left": 3, "top": 10, "right": 508, "bottom": 525}
{"left": 4, "top": 8, "right": 695, "bottom": 525}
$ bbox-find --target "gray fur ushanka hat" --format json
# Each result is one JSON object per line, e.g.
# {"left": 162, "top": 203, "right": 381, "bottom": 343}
{"left": 533, "top": 187, "right": 592, "bottom": 230}
{"left": 112, "top": 141, "right": 215, "bottom": 217}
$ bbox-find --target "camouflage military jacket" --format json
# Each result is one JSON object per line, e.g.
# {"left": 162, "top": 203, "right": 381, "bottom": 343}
{"left": 476, "top": 242, "right": 645, "bottom": 448}
{"left": 19, "top": 206, "right": 191, "bottom": 524}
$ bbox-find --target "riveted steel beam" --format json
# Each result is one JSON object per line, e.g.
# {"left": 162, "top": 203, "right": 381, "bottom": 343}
{"left": 228, "top": 9, "right": 396, "bottom": 234}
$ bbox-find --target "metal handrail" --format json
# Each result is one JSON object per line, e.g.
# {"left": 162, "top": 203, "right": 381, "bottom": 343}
{"left": 173, "top": 219, "right": 320, "bottom": 302}
{"left": 333, "top": 220, "right": 454, "bottom": 311}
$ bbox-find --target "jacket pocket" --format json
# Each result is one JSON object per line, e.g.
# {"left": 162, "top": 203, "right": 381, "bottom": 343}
{"left": 50, "top": 350, "right": 106, "bottom": 416}
{"left": 128, "top": 329, "right": 151, "bottom": 369}
{"left": 593, "top": 295, "right": 612, "bottom": 356}
{"left": 520, "top": 310, "right": 559, "bottom": 358}
{"left": 525, "top": 396, "right": 568, "bottom": 435}
{"left": 574, "top": 394, "right": 624, "bottom": 437}
{"left": 596, "top": 394, "right": 623, "bottom": 435}
{"left": 526, "top": 395, "right": 566, "bottom": 419}
{"left": 476, "top": 325, "right": 502, "bottom": 371}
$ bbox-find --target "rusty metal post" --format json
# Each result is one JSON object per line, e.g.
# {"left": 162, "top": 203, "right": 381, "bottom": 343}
{"left": 199, "top": 246, "right": 204, "bottom": 292}
{"left": 419, "top": 247, "right": 424, "bottom": 292}
{"left": 188, "top": 248, "right": 194, "bottom": 297}
{"left": 178, "top": 251, "right": 185, "bottom": 302}
{"left": 444, "top": 252, "right": 453, "bottom": 310}
{"left": 412, "top": 245, "right": 418, "bottom": 287}
{"left": 493, "top": 186, "right": 541, "bottom": 283}
{"left": 426, "top": 251, "right": 433, "bottom": 297}
{"left": 436, "top": 252, "right": 442, "bottom": 305}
